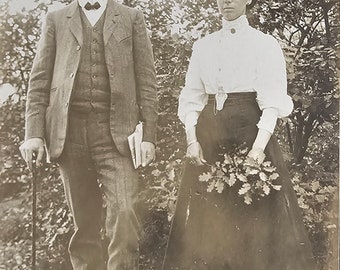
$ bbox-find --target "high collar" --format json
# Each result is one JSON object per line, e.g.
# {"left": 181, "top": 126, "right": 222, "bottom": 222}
{"left": 78, "top": 0, "right": 108, "bottom": 9}
{"left": 222, "top": 15, "right": 249, "bottom": 33}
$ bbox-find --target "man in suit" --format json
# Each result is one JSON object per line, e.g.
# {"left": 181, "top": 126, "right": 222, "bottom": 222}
{"left": 19, "top": 0, "right": 157, "bottom": 269}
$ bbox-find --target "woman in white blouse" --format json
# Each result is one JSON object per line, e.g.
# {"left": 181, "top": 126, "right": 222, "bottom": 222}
{"left": 162, "top": 0, "right": 316, "bottom": 269}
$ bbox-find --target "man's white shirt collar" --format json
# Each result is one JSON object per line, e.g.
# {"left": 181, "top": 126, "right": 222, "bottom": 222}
{"left": 78, "top": 0, "right": 108, "bottom": 26}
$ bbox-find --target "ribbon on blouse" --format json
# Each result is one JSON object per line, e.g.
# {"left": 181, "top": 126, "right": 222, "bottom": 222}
{"left": 215, "top": 86, "right": 228, "bottom": 111}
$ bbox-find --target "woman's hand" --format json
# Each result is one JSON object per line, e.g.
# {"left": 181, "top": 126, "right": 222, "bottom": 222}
{"left": 186, "top": 141, "right": 206, "bottom": 166}
{"left": 248, "top": 128, "right": 272, "bottom": 164}
{"left": 247, "top": 147, "right": 266, "bottom": 164}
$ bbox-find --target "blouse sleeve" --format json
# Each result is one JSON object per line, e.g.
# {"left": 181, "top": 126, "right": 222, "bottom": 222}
{"left": 178, "top": 41, "right": 208, "bottom": 131}
{"left": 255, "top": 36, "right": 293, "bottom": 119}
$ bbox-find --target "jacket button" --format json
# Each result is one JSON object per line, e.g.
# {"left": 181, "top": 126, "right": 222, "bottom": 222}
{"left": 65, "top": 102, "right": 69, "bottom": 108}
{"left": 70, "top": 73, "right": 74, "bottom": 78}
{"left": 76, "top": 46, "right": 81, "bottom": 51}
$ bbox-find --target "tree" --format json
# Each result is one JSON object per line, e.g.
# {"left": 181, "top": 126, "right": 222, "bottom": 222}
{"left": 250, "top": 0, "right": 339, "bottom": 163}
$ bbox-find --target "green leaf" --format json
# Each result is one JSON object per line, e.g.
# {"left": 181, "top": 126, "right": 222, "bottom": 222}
{"left": 239, "top": 147, "right": 248, "bottom": 155}
{"left": 259, "top": 172, "right": 268, "bottom": 181}
{"left": 207, "top": 180, "right": 216, "bottom": 192}
{"left": 245, "top": 166, "right": 259, "bottom": 175}
{"left": 269, "top": 173, "right": 279, "bottom": 180}
{"left": 272, "top": 185, "right": 282, "bottom": 191}
{"left": 215, "top": 180, "right": 225, "bottom": 193}
{"left": 216, "top": 169, "right": 224, "bottom": 179}
{"left": 263, "top": 166, "right": 276, "bottom": 173}
{"left": 199, "top": 172, "right": 211, "bottom": 182}
{"left": 235, "top": 156, "right": 243, "bottom": 164}
{"left": 238, "top": 183, "right": 251, "bottom": 195}
{"left": 263, "top": 184, "right": 270, "bottom": 195}
{"left": 244, "top": 194, "right": 252, "bottom": 205}
{"left": 236, "top": 173, "right": 248, "bottom": 183}
{"left": 226, "top": 173, "right": 236, "bottom": 187}
{"left": 262, "top": 161, "right": 271, "bottom": 167}
{"left": 223, "top": 155, "right": 233, "bottom": 164}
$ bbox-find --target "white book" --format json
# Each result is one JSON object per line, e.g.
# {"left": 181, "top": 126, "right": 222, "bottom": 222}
{"left": 128, "top": 122, "right": 143, "bottom": 169}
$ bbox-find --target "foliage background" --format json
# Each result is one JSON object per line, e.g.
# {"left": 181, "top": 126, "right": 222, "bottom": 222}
{"left": 0, "top": 0, "right": 339, "bottom": 269}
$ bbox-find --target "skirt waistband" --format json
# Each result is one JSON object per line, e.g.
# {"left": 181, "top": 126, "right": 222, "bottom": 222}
{"left": 207, "top": 92, "right": 256, "bottom": 105}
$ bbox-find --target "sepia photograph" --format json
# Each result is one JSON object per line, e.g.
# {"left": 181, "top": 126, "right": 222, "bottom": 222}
{"left": 0, "top": 0, "right": 338, "bottom": 269}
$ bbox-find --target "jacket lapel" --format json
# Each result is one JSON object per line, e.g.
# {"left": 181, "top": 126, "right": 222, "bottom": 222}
{"left": 64, "top": 0, "right": 129, "bottom": 46}
{"left": 103, "top": 0, "right": 129, "bottom": 45}
{"left": 66, "top": 1, "right": 83, "bottom": 46}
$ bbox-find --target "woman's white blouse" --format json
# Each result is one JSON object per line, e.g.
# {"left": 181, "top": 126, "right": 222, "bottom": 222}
{"left": 178, "top": 16, "right": 293, "bottom": 133}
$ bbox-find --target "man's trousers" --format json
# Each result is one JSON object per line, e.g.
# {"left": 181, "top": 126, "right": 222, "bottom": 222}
{"left": 58, "top": 110, "right": 140, "bottom": 270}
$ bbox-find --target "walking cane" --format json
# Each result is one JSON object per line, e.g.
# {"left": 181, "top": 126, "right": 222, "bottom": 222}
{"left": 31, "top": 161, "right": 38, "bottom": 270}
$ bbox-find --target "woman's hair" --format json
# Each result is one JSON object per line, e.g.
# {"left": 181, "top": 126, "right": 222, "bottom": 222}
{"left": 247, "top": 0, "right": 257, "bottom": 10}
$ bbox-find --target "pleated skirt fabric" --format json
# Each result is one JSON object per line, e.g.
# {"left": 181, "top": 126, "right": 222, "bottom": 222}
{"left": 162, "top": 93, "right": 316, "bottom": 270}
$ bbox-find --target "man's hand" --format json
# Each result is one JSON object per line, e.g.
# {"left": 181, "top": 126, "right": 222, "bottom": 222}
{"left": 141, "top": 141, "right": 155, "bottom": 167}
{"left": 186, "top": 141, "right": 206, "bottom": 166}
{"left": 19, "top": 138, "right": 45, "bottom": 170}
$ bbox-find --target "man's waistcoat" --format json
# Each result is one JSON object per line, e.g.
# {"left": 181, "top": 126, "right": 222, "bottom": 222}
{"left": 71, "top": 10, "right": 110, "bottom": 113}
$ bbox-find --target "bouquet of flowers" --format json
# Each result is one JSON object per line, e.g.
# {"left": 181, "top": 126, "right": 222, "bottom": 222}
{"left": 198, "top": 143, "right": 281, "bottom": 205}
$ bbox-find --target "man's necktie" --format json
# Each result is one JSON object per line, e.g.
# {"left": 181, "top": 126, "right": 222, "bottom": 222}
{"left": 84, "top": 2, "right": 101, "bottom": 10}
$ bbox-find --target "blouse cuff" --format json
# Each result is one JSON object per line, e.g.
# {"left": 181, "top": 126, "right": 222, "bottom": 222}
{"left": 256, "top": 95, "right": 294, "bottom": 119}
{"left": 184, "top": 111, "right": 200, "bottom": 131}
{"left": 256, "top": 108, "right": 278, "bottom": 134}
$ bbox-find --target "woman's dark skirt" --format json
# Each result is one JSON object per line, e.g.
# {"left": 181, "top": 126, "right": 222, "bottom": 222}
{"left": 162, "top": 93, "right": 316, "bottom": 270}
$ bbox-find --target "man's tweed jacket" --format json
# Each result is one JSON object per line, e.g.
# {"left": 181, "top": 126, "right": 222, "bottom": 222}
{"left": 25, "top": 0, "right": 158, "bottom": 160}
